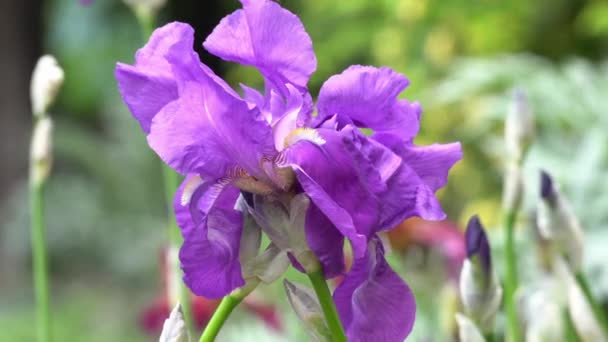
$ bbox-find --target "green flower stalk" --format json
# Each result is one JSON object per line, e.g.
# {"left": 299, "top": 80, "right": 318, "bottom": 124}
{"left": 502, "top": 90, "right": 534, "bottom": 342}
{"left": 29, "top": 55, "right": 64, "bottom": 342}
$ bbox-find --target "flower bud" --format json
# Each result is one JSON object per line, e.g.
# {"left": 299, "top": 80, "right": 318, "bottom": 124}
{"left": 250, "top": 193, "right": 319, "bottom": 273}
{"left": 537, "top": 171, "right": 584, "bottom": 272}
{"left": 502, "top": 161, "right": 524, "bottom": 213}
{"left": 124, "top": 0, "right": 167, "bottom": 18}
{"left": 159, "top": 303, "right": 190, "bottom": 342}
{"left": 459, "top": 216, "right": 502, "bottom": 332}
{"left": 283, "top": 279, "right": 331, "bottom": 342}
{"left": 455, "top": 313, "right": 486, "bottom": 342}
{"left": 504, "top": 90, "right": 534, "bottom": 163}
{"left": 30, "top": 55, "right": 64, "bottom": 117}
{"left": 30, "top": 117, "right": 54, "bottom": 186}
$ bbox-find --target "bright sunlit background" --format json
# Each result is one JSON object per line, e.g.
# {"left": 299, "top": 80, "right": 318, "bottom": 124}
{"left": 2, "top": 0, "right": 608, "bottom": 340}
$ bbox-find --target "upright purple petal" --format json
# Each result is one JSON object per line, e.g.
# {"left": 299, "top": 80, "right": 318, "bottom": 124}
{"left": 203, "top": 0, "right": 316, "bottom": 96}
{"left": 175, "top": 176, "right": 245, "bottom": 298}
{"left": 115, "top": 23, "right": 191, "bottom": 133}
{"left": 334, "top": 237, "right": 416, "bottom": 342}
{"left": 135, "top": 23, "right": 274, "bottom": 178}
{"left": 316, "top": 66, "right": 420, "bottom": 139}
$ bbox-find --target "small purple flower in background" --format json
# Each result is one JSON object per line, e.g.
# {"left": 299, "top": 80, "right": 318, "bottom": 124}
{"left": 115, "top": 0, "right": 461, "bottom": 340}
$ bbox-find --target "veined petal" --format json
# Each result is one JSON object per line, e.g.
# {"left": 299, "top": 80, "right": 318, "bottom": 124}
{"left": 203, "top": 0, "right": 316, "bottom": 96}
{"left": 305, "top": 203, "right": 345, "bottom": 278}
{"left": 316, "top": 65, "right": 420, "bottom": 139}
{"left": 374, "top": 134, "right": 462, "bottom": 227}
{"left": 174, "top": 176, "right": 245, "bottom": 298}
{"left": 279, "top": 128, "right": 381, "bottom": 259}
{"left": 115, "top": 22, "right": 192, "bottom": 133}
{"left": 333, "top": 237, "right": 416, "bottom": 342}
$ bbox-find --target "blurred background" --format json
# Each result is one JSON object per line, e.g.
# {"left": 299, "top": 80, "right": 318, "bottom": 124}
{"left": 2, "top": 0, "right": 608, "bottom": 340}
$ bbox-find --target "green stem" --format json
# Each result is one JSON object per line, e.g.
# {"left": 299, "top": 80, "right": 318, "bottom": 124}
{"left": 574, "top": 271, "right": 608, "bottom": 337}
{"left": 503, "top": 210, "right": 520, "bottom": 342}
{"left": 30, "top": 180, "right": 51, "bottom": 342}
{"left": 563, "top": 305, "right": 580, "bottom": 342}
{"left": 307, "top": 270, "right": 348, "bottom": 342}
{"left": 199, "top": 295, "right": 243, "bottom": 342}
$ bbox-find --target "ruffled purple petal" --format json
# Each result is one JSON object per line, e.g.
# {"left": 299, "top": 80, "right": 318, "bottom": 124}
{"left": 280, "top": 128, "right": 380, "bottom": 259}
{"left": 133, "top": 23, "right": 274, "bottom": 178}
{"left": 115, "top": 23, "right": 191, "bottom": 133}
{"left": 203, "top": 0, "right": 316, "bottom": 96}
{"left": 374, "top": 134, "right": 462, "bottom": 227}
{"left": 334, "top": 237, "right": 416, "bottom": 342}
{"left": 175, "top": 176, "right": 245, "bottom": 298}
{"left": 316, "top": 66, "right": 420, "bottom": 139}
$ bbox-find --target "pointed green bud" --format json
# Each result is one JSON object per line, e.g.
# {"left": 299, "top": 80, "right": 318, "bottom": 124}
{"left": 283, "top": 279, "right": 332, "bottom": 342}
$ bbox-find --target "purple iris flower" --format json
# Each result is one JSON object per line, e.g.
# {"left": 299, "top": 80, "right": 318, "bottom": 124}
{"left": 115, "top": 0, "right": 461, "bottom": 340}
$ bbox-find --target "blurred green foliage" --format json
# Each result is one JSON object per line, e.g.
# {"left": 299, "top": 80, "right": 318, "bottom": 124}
{"left": 2, "top": 0, "right": 608, "bottom": 340}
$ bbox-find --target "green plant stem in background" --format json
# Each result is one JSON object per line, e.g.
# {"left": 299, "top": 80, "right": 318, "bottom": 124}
{"left": 574, "top": 271, "right": 608, "bottom": 337}
{"left": 30, "top": 180, "right": 51, "bottom": 342}
{"left": 563, "top": 306, "right": 580, "bottom": 342}
{"left": 133, "top": 9, "right": 193, "bottom": 335}
{"left": 307, "top": 270, "right": 348, "bottom": 342}
{"left": 162, "top": 164, "right": 193, "bottom": 334}
{"left": 503, "top": 210, "right": 520, "bottom": 342}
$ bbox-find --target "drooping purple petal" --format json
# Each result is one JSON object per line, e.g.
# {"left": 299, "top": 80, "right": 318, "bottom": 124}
{"left": 174, "top": 176, "right": 245, "bottom": 298}
{"left": 316, "top": 66, "right": 420, "bottom": 139}
{"left": 115, "top": 23, "right": 191, "bottom": 133}
{"left": 305, "top": 204, "right": 345, "bottom": 278}
{"left": 203, "top": 0, "right": 317, "bottom": 97}
{"left": 280, "top": 128, "right": 380, "bottom": 258}
{"left": 465, "top": 215, "right": 492, "bottom": 275}
{"left": 373, "top": 134, "right": 462, "bottom": 227}
{"left": 333, "top": 237, "right": 416, "bottom": 342}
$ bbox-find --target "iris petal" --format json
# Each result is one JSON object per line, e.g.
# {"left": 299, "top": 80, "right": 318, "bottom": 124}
{"left": 203, "top": 0, "right": 317, "bottom": 97}
{"left": 316, "top": 65, "right": 420, "bottom": 140}
{"left": 333, "top": 237, "right": 416, "bottom": 342}
{"left": 175, "top": 176, "right": 245, "bottom": 298}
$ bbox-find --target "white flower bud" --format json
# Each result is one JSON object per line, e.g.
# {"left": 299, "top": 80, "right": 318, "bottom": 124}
{"left": 30, "top": 55, "right": 64, "bottom": 117}
{"left": 537, "top": 172, "right": 584, "bottom": 272}
{"left": 159, "top": 304, "right": 190, "bottom": 342}
{"left": 460, "top": 259, "right": 503, "bottom": 331}
{"left": 455, "top": 313, "right": 486, "bottom": 342}
{"left": 124, "top": 0, "right": 167, "bottom": 17}
{"left": 504, "top": 90, "right": 534, "bottom": 163}
{"left": 30, "top": 117, "right": 53, "bottom": 186}
{"left": 502, "top": 161, "right": 524, "bottom": 213}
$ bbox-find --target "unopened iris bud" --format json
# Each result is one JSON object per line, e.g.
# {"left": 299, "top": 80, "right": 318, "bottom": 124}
{"left": 30, "top": 55, "right": 64, "bottom": 118}
{"left": 124, "top": 0, "right": 167, "bottom": 19}
{"left": 30, "top": 117, "right": 54, "bottom": 186}
{"left": 504, "top": 90, "right": 534, "bottom": 163}
{"left": 159, "top": 303, "right": 190, "bottom": 342}
{"left": 455, "top": 313, "right": 486, "bottom": 342}
{"left": 283, "top": 279, "right": 331, "bottom": 342}
{"left": 459, "top": 216, "right": 502, "bottom": 333}
{"left": 502, "top": 161, "right": 524, "bottom": 213}
{"left": 537, "top": 171, "right": 584, "bottom": 272}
